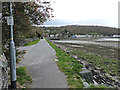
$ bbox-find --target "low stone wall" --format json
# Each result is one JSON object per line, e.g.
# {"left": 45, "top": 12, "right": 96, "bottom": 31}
{"left": 0, "top": 54, "right": 8, "bottom": 89}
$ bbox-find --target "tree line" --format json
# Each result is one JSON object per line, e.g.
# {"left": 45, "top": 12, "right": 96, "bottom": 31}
{"left": 44, "top": 25, "right": 119, "bottom": 36}
{"left": 2, "top": 1, "right": 53, "bottom": 60}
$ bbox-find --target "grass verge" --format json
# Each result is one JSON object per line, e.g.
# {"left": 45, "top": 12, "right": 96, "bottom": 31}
{"left": 46, "top": 39, "right": 115, "bottom": 88}
{"left": 24, "top": 39, "right": 40, "bottom": 46}
{"left": 46, "top": 39, "right": 85, "bottom": 88}
{"left": 16, "top": 66, "right": 32, "bottom": 88}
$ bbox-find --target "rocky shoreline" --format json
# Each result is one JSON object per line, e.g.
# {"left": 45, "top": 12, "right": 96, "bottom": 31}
{"left": 52, "top": 42, "right": 120, "bottom": 89}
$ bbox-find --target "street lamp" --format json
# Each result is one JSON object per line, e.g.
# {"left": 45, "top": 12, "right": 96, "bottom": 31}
{"left": 7, "top": 2, "right": 16, "bottom": 89}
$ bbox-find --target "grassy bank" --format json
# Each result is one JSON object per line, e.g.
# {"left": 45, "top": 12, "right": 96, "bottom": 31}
{"left": 46, "top": 39, "right": 112, "bottom": 88}
{"left": 16, "top": 66, "right": 32, "bottom": 88}
{"left": 46, "top": 39, "right": 85, "bottom": 88}
{"left": 54, "top": 41, "right": 118, "bottom": 77}
{"left": 55, "top": 42, "right": 118, "bottom": 60}
{"left": 70, "top": 50, "right": 118, "bottom": 77}
{"left": 24, "top": 39, "right": 40, "bottom": 46}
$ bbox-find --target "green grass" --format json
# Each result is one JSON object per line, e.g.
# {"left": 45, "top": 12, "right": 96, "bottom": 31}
{"left": 46, "top": 39, "right": 115, "bottom": 89}
{"left": 16, "top": 66, "right": 32, "bottom": 87}
{"left": 55, "top": 42, "right": 118, "bottom": 60}
{"left": 55, "top": 42, "right": 118, "bottom": 77}
{"left": 24, "top": 39, "right": 40, "bottom": 46}
{"left": 45, "top": 39, "right": 85, "bottom": 88}
{"left": 70, "top": 50, "right": 118, "bottom": 77}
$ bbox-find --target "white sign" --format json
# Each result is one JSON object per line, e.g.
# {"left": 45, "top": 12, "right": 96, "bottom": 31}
{"left": 7, "top": 16, "right": 14, "bottom": 25}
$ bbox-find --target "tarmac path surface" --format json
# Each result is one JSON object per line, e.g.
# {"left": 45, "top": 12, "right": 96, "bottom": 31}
{"left": 17, "top": 39, "right": 68, "bottom": 88}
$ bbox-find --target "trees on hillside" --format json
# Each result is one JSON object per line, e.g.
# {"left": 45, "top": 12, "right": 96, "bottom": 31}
{"left": 44, "top": 25, "right": 118, "bottom": 36}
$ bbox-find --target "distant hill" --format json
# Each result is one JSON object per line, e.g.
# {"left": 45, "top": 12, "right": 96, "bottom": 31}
{"left": 44, "top": 25, "right": 119, "bottom": 36}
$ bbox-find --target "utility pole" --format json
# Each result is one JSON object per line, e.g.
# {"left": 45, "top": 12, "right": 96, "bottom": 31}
{"left": 8, "top": 2, "right": 16, "bottom": 89}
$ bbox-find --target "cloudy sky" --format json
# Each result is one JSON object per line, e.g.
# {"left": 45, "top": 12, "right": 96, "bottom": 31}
{"left": 43, "top": 0, "right": 119, "bottom": 28}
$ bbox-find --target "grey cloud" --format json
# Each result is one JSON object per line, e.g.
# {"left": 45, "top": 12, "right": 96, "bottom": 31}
{"left": 44, "top": 19, "right": 117, "bottom": 28}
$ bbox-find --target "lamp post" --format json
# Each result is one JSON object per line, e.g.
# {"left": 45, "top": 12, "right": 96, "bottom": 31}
{"left": 9, "top": 2, "right": 16, "bottom": 89}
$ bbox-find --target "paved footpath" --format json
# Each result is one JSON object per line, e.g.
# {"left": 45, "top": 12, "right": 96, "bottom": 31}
{"left": 17, "top": 39, "right": 68, "bottom": 88}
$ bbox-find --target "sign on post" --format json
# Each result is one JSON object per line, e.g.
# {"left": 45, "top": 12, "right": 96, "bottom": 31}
{"left": 7, "top": 16, "right": 14, "bottom": 25}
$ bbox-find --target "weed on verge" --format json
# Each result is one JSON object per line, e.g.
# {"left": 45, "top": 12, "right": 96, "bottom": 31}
{"left": 16, "top": 66, "right": 32, "bottom": 88}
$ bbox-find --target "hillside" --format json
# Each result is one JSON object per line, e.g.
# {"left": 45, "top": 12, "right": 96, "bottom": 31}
{"left": 44, "top": 25, "right": 119, "bottom": 36}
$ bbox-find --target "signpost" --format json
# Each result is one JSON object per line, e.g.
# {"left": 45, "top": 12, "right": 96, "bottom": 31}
{"left": 7, "top": 2, "right": 16, "bottom": 89}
